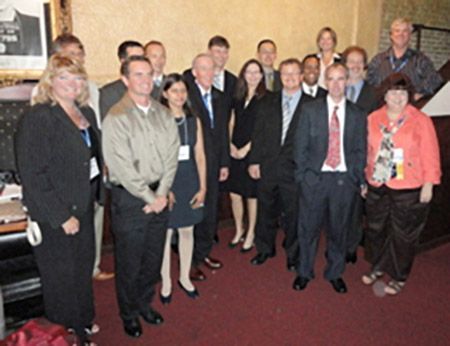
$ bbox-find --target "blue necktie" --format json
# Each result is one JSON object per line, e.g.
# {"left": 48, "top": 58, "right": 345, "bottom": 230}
{"left": 203, "top": 93, "right": 214, "bottom": 128}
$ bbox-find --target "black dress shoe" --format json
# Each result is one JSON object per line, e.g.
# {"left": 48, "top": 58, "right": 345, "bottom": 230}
{"left": 329, "top": 278, "right": 348, "bottom": 293}
{"left": 213, "top": 234, "right": 219, "bottom": 244}
{"left": 123, "top": 318, "right": 142, "bottom": 338}
{"left": 287, "top": 259, "right": 298, "bottom": 272}
{"left": 204, "top": 256, "right": 223, "bottom": 269}
{"left": 250, "top": 252, "right": 274, "bottom": 265}
{"left": 140, "top": 308, "right": 164, "bottom": 325}
{"left": 178, "top": 280, "right": 199, "bottom": 299}
{"left": 160, "top": 292, "right": 172, "bottom": 305}
{"left": 345, "top": 252, "right": 357, "bottom": 264}
{"left": 190, "top": 266, "right": 206, "bottom": 281}
{"left": 293, "top": 276, "right": 309, "bottom": 291}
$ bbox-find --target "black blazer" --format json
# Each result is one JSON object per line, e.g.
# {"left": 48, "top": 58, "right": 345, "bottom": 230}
{"left": 294, "top": 97, "right": 367, "bottom": 187}
{"left": 99, "top": 79, "right": 127, "bottom": 120}
{"left": 354, "top": 81, "right": 379, "bottom": 115}
{"left": 15, "top": 103, "right": 103, "bottom": 229}
{"left": 272, "top": 70, "right": 282, "bottom": 92}
{"left": 249, "top": 91, "right": 314, "bottom": 178}
{"left": 185, "top": 82, "right": 230, "bottom": 174}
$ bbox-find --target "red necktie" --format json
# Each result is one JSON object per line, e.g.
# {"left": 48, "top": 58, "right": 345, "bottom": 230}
{"left": 325, "top": 106, "right": 341, "bottom": 169}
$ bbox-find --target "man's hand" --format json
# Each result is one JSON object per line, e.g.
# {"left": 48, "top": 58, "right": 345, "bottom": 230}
{"left": 62, "top": 216, "right": 80, "bottom": 235}
{"left": 420, "top": 182, "right": 433, "bottom": 203}
{"left": 248, "top": 164, "right": 261, "bottom": 180}
{"left": 143, "top": 195, "right": 168, "bottom": 214}
{"left": 219, "top": 167, "right": 229, "bottom": 182}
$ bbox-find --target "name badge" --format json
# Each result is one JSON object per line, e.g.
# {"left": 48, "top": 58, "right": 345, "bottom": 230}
{"left": 178, "top": 145, "right": 190, "bottom": 161}
{"left": 392, "top": 148, "right": 404, "bottom": 180}
{"left": 90, "top": 157, "right": 100, "bottom": 180}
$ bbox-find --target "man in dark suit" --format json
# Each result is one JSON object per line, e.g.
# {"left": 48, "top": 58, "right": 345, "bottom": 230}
{"left": 99, "top": 40, "right": 144, "bottom": 120}
{"left": 184, "top": 53, "right": 230, "bottom": 281}
{"left": 144, "top": 40, "right": 166, "bottom": 100}
{"left": 301, "top": 54, "right": 327, "bottom": 98}
{"left": 257, "top": 39, "right": 282, "bottom": 92}
{"left": 184, "top": 36, "right": 236, "bottom": 115}
{"left": 248, "top": 58, "right": 313, "bottom": 271}
{"left": 0, "top": 2, "right": 42, "bottom": 56}
{"left": 293, "top": 63, "right": 367, "bottom": 293}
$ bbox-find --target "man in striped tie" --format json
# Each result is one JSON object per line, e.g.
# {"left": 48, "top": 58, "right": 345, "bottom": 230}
{"left": 293, "top": 63, "right": 367, "bottom": 294}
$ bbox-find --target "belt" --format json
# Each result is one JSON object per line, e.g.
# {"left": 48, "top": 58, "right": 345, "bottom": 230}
{"left": 113, "top": 181, "right": 160, "bottom": 191}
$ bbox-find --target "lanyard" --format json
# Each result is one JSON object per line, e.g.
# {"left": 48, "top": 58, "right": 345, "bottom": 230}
{"left": 80, "top": 128, "right": 92, "bottom": 148}
{"left": 389, "top": 53, "right": 408, "bottom": 73}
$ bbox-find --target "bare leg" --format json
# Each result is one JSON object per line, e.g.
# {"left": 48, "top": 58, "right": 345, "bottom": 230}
{"left": 160, "top": 228, "right": 173, "bottom": 297}
{"left": 178, "top": 226, "right": 195, "bottom": 291}
{"left": 243, "top": 198, "right": 257, "bottom": 249}
{"left": 230, "top": 192, "right": 245, "bottom": 244}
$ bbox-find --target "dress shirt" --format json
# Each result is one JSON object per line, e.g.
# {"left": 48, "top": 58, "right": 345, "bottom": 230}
{"left": 317, "top": 52, "right": 341, "bottom": 89}
{"left": 263, "top": 67, "right": 275, "bottom": 91}
{"left": 102, "top": 94, "right": 180, "bottom": 204}
{"left": 302, "top": 82, "right": 319, "bottom": 97}
{"left": 213, "top": 70, "right": 225, "bottom": 92}
{"left": 365, "top": 104, "right": 441, "bottom": 189}
{"left": 322, "top": 95, "right": 347, "bottom": 172}
{"left": 346, "top": 79, "right": 364, "bottom": 103}
{"left": 153, "top": 74, "right": 164, "bottom": 88}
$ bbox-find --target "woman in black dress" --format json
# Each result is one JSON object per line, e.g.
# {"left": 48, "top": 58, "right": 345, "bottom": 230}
{"left": 159, "top": 74, "right": 206, "bottom": 302}
{"left": 228, "top": 59, "right": 267, "bottom": 252}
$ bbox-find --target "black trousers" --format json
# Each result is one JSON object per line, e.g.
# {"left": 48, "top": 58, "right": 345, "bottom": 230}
{"left": 193, "top": 166, "right": 219, "bottom": 266}
{"left": 111, "top": 186, "right": 168, "bottom": 320}
{"left": 365, "top": 185, "right": 430, "bottom": 282}
{"left": 34, "top": 208, "right": 95, "bottom": 342}
{"left": 347, "top": 194, "right": 364, "bottom": 254}
{"left": 298, "top": 173, "right": 357, "bottom": 280}
{"left": 254, "top": 172, "right": 299, "bottom": 263}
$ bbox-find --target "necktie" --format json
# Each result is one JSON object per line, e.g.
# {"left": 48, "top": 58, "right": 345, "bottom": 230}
{"left": 203, "top": 93, "right": 214, "bottom": 128}
{"left": 347, "top": 85, "right": 356, "bottom": 102}
{"left": 281, "top": 96, "right": 292, "bottom": 144}
{"left": 325, "top": 106, "right": 341, "bottom": 169}
{"left": 309, "top": 87, "right": 314, "bottom": 97}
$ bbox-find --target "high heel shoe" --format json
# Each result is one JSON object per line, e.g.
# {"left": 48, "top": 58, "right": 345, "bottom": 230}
{"left": 240, "top": 244, "right": 254, "bottom": 253}
{"left": 177, "top": 280, "right": 199, "bottom": 299}
{"left": 159, "top": 292, "right": 172, "bottom": 305}
{"left": 228, "top": 236, "right": 244, "bottom": 248}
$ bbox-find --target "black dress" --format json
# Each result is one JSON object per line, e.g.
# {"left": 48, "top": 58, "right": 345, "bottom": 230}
{"left": 168, "top": 115, "right": 204, "bottom": 228}
{"left": 227, "top": 96, "right": 259, "bottom": 198}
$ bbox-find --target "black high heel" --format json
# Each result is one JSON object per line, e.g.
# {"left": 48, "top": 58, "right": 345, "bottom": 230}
{"left": 160, "top": 292, "right": 172, "bottom": 305}
{"left": 177, "top": 280, "right": 199, "bottom": 299}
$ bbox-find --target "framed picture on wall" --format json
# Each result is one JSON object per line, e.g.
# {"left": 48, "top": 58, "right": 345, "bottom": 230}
{"left": 0, "top": 0, "right": 70, "bottom": 80}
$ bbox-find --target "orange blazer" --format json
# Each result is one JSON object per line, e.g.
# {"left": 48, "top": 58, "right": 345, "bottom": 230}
{"left": 365, "top": 104, "right": 441, "bottom": 189}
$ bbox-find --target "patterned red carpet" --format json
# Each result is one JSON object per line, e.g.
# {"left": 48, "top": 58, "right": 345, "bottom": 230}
{"left": 92, "top": 228, "right": 450, "bottom": 345}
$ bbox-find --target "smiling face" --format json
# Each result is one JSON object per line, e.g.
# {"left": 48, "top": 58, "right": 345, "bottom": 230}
{"left": 52, "top": 70, "right": 85, "bottom": 104}
{"left": 244, "top": 62, "right": 263, "bottom": 89}
{"left": 318, "top": 30, "right": 336, "bottom": 53}
{"left": 209, "top": 45, "right": 229, "bottom": 70}
{"left": 123, "top": 60, "right": 153, "bottom": 99}
{"left": 257, "top": 42, "right": 277, "bottom": 68}
{"left": 303, "top": 57, "right": 320, "bottom": 86}
{"left": 325, "top": 65, "right": 347, "bottom": 102}
{"left": 345, "top": 51, "right": 365, "bottom": 81}
{"left": 163, "top": 81, "right": 188, "bottom": 111}
{"left": 390, "top": 22, "right": 412, "bottom": 50}
{"left": 145, "top": 44, "right": 166, "bottom": 76}
{"left": 192, "top": 55, "right": 215, "bottom": 90}
{"left": 280, "top": 63, "right": 302, "bottom": 93}
{"left": 385, "top": 89, "right": 408, "bottom": 113}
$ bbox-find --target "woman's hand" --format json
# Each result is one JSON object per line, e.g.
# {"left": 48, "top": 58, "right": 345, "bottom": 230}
{"left": 168, "top": 191, "right": 176, "bottom": 211}
{"left": 190, "top": 189, "right": 206, "bottom": 209}
{"left": 420, "top": 182, "right": 433, "bottom": 203}
{"left": 62, "top": 216, "right": 80, "bottom": 235}
{"left": 230, "top": 144, "right": 240, "bottom": 159}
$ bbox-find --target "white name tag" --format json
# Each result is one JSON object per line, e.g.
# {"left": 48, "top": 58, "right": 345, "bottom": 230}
{"left": 392, "top": 148, "right": 404, "bottom": 164}
{"left": 178, "top": 145, "right": 190, "bottom": 161}
{"left": 90, "top": 157, "right": 100, "bottom": 180}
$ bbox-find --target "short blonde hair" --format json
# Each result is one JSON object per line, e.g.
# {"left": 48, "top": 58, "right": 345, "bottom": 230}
{"left": 390, "top": 17, "right": 413, "bottom": 33}
{"left": 33, "top": 54, "right": 89, "bottom": 106}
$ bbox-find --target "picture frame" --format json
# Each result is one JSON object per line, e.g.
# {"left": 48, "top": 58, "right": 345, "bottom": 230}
{"left": 0, "top": 0, "right": 72, "bottom": 81}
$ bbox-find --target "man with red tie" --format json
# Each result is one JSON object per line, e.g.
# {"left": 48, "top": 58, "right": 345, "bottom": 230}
{"left": 293, "top": 63, "right": 367, "bottom": 293}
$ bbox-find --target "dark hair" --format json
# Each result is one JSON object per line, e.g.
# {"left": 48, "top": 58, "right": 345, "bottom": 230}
{"left": 316, "top": 27, "right": 338, "bottom": 50}
{"left": 144, "top": 40, "right": 164, "bottom": 51}
{"left": 208, "top": 35, "right": 230, "bottom": 49}
{"left": 279, "top": 58, "right": 302, "bottom": 72}
{"left": 257, "top": 39, "right": 277, "bottom": 51}
{"left": 51, "top": 34, "right": 84, "bottom": 55}
{"left": 234, "top": 59, "right": 267, "bottom": 101}
{"left": 341, "top": 46, "right": 368, "bottom": 67}
{"left": 118, "top": 40, "right": 143, "bottom": 60}
{"left": 159, "top": 73, "right": 193, "bottom": 117}
{"left": 380, "top": 73, "right": 415, "bottom": 102}
{"left": 120, "top": 55, "right": 151, "bottom": 77}
{"left": 301, "top": 54, "right": 320, "bottom": 69}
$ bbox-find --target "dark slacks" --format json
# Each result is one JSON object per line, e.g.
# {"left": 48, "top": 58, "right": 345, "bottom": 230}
{"left": 255, "top": 171, "right": 299, "bottom": 263}
{"left": 347, "top": 194, "right": 364, "bottom": 254}
{"left": 365, "top": 185, "right": 429, "bottom": 282}
{"left": 111, "top": 186, "right": 168, "bottom": 321}
{"left": 193, "top": 165, "right": 219, "bottom": 266}
{"left": 298, "top": 173, "right": 357, "bottom": 280}
{"left": 34, "top": 207, "right": 95, "bottom": 341}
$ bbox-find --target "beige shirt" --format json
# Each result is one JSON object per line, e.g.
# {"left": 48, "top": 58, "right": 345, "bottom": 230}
{"left": 102, "top": 93, "right": 180, "bottom": 204}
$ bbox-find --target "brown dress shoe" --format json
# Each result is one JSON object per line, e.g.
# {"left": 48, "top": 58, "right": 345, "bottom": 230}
{"left": 203, "top": 256, "right": 223, "bottom": 270}
{"left": 190, "top": 267, "right": 206, "bottom": 281}
{"left": 93, "top": 271, "right": 115, "bottom": 281}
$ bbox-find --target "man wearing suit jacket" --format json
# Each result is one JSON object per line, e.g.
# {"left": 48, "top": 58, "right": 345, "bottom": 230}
{"left": 301, "top": 54, "right": 327, "bottom": 98}
{"left": 257, "top": 39, "right": 282, "bottom": 92}
{"left": 144, "top": 40, "right": 166, "bottom": 100}
{"left": 248, "top": 58, "right": 313, "bottom": 271}
{"left": 293, "top": 63, "right": 367, "bottom": 293}
{"left": 184, "top": 53, "right": 230, "bottom": 281}
{"left": 99, "top": 40, "right": 144, "bottom": 120}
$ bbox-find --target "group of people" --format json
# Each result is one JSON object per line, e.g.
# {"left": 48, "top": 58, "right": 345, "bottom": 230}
{"left": 14, "top": 16, "right": 443, "bottom": 344}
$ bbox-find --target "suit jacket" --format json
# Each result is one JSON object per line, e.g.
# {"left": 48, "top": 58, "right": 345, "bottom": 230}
{"left": 354, "top": 81, "right": 379, "bottom": 115}
{"left": 249, "top": 91, "right": 314, "bottom": 179}
{"left": 294, "top": 97, "right": 367, "bottom": 187}
{"left": 99, "top": 79, "right": 127, "bottom": 120}
{"left": 272, "top": 70, "right": 282, "bottom": 92}
{"left": 15, "top": 103, "right": 103, "bottom": 229}
{"left": 185, "top": 81, "right": 230, "bottom": 175}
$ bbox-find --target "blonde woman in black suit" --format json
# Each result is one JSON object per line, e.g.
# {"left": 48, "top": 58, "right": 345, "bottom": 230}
{"left": 15, "top": 54, "right": 102, "bottom": 345}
